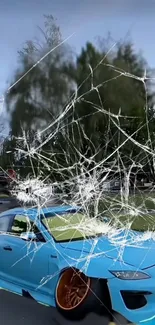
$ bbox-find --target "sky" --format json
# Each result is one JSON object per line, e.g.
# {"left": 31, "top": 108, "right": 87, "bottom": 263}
{"left": 1, "top": 0, "right": 155, "bottom": 106}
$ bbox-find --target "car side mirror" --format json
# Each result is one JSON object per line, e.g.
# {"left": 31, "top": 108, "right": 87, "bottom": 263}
{"left": 20, "top": 232, "right": 37, "bottom": 241}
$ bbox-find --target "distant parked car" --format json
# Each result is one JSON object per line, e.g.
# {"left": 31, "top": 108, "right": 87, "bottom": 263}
{"left": 0, "top": 169, "right": 16, "bottom": 187}
{"left": 102, "top": 179, "right": 121, "bottom": 192}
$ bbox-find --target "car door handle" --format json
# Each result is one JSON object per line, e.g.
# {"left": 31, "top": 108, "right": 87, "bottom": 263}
{"left": 3, "top": 246, "right": 12, "bottom": 251}
{"left": 51, "top": 254, "right": 57, "bottom": 258}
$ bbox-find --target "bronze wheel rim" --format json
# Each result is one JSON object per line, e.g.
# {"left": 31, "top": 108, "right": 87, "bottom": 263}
{"left": 56, "top": 268, "right": 91, "bottom": 311}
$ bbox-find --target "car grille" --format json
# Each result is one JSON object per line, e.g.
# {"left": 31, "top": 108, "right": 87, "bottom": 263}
{"left": 121, "top": 290, "right": 151, "bottom": 310}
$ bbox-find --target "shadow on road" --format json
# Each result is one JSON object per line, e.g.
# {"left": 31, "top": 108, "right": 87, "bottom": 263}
{"left": 0, "top": 290, "right": 112, "bottom": 325}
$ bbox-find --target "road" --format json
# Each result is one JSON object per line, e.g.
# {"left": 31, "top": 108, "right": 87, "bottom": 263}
{"left": 0, "top": 289, "right": 128, "bottom": 325}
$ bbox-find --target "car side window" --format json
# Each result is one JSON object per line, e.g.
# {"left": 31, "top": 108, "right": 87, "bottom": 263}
{"left": 0, "top": 215, "right": 11, "bottom": 233}
{"left": 11, "top": 215, "right": 28, "bottom": 235}
{"left": 11, "top": 215, "right": 45, "bottom": 242}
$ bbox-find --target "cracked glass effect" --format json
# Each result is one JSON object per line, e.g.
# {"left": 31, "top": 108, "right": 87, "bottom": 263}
{"left": 2, "top": 34, "right": 155, "bottom": 324}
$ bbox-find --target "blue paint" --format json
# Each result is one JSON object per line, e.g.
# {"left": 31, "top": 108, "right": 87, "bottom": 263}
{"left": 0, "top": 205, "right": 155, "bottom": 324}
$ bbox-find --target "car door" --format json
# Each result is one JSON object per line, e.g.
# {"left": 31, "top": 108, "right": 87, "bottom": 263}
{"left": 0, "top": 213, "right": 32, "bottom": 285}
{"left": 2, "top": 214, "right": 59, "bottom": 296}
{"left": 0, "top": 213, "right": 15, "bottom": 281}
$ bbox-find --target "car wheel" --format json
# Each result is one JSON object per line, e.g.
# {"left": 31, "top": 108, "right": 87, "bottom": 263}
{"left": 55, "top": 268, "right": 110, "bottom": 320}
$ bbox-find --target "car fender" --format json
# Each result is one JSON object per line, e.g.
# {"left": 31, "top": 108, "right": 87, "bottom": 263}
{"left": 58, "top": 250, "right": 115, "bottom": 279}
{"left": 57, "top": 247, "right": 139, "bottom": 280}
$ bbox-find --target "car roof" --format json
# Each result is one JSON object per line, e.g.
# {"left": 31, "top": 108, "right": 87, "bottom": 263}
{"left": 0, "top": 205, "right": 81, "bottom": 218}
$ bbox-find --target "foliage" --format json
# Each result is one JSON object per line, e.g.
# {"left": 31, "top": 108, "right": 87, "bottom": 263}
{"left": 2, "top": 15, "right": 155, "bottom": 182}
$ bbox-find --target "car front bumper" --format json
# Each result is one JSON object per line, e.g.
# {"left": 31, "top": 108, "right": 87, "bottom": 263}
{"left": 108, "top": 273, "right": 155, "bottom": 325}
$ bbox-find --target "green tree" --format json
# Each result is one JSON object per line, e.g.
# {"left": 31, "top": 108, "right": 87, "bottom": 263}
{"left": 64, "top": 40, "right": 154, "bottom": 170}
{"left": 6, "top": 24, "right": 155, "bottom": 181}
{"left": 6, "top": 15, "right": 74, "bottom": 138}
{"left": 5, "top": 15, "right": 75, "bottom": 178}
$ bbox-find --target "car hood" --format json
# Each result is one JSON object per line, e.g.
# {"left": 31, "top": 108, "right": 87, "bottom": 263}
{"left": 59, "top": 231, "right": 155, "bottom": 269}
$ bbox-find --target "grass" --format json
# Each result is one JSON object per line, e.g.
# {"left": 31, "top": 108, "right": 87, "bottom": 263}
{"left": 106, "top": 213, "right": 155, "bottom": 232}
{"left": 98, "top": 191, "right": 155, "bottom": 232}
{"left": 100, "top": 192, "right": 155, "bottom": 209}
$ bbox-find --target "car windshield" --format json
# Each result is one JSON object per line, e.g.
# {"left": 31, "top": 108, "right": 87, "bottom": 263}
{"left": 41, "top": 212, "right": 109, "bottom": 242}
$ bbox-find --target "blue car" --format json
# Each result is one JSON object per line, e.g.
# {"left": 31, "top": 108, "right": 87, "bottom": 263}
{"left": 0, "top": 205, "right": 154, "bottom": 325}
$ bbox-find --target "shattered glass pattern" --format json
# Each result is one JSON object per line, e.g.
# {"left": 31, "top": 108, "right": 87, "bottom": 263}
{"left": 2, "top": 36, "right": 155, "bottom": 325}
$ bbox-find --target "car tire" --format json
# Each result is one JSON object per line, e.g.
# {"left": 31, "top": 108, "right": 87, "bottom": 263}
{"left": 55, "top": 268, "right": 110, "bottom": 320}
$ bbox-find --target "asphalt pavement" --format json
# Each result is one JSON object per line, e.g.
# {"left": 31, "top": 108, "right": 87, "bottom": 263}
{"left": 0, "top": 289, "right": 114, "bottom": 325}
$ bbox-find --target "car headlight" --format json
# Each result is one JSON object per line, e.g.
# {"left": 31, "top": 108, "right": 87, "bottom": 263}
{"left": 110, "top": 271, "right": 150, "bottom": 280}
